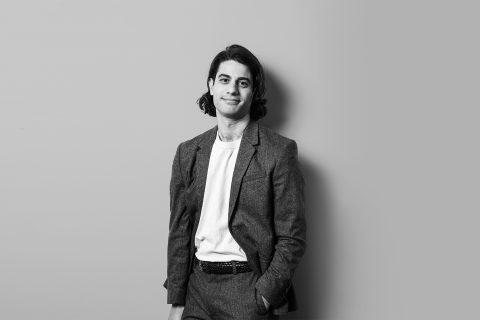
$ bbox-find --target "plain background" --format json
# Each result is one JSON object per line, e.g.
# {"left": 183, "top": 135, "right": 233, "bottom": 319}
{"left": 1, "top": 1, "right": 479, "bottom": 319}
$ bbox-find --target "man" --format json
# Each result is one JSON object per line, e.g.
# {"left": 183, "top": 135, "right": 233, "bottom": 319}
{"left": 165, "top": 44, "right": 306, "bottom": 320}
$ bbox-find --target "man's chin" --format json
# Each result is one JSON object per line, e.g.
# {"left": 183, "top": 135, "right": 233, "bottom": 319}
{"left": 217, "top": 112, "right": 250, "bottom": 122}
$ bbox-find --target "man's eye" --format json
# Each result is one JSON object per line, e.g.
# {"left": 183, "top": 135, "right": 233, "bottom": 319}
{"left": 239, "top": 81, "right": 249, "bottom": 88}
{"left": 219, "top": 78, "right": 229, "bottom": 83}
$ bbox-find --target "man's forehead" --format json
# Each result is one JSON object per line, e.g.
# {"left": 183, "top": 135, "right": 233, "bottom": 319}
{"left": 215, "top": 60, "right": 252, "bottom": 79}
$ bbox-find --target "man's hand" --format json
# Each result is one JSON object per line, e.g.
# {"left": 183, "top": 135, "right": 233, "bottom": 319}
{"left": 168, "top": 305, "right": 184, "bottom": 320}
{"left": 261, "top": 295, "right": 270, "bottom": 311}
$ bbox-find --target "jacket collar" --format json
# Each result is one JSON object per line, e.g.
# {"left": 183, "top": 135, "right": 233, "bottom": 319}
{"left": 198, "top": 121, "right": 259, "bottom": 149}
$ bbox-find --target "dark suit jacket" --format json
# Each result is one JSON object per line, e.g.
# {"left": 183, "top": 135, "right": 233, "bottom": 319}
{"left": 165, "top": 122, "right": 306, "bottom": 315}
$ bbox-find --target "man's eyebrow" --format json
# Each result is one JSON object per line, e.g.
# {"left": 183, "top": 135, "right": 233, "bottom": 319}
{"left": 217, "top": 74, "right": 251, "bottom": 82}
{"left": 237, "top": 77, "right": 251, "bottom": 83}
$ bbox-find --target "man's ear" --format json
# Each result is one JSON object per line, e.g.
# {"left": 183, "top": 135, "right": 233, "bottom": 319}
{"left": 208, "top": 78, "right": 214, "bottom": 96}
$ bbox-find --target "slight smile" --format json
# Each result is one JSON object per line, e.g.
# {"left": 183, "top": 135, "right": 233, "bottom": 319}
{"left": 222, "top": 98, "right": 241, "bottom": 104}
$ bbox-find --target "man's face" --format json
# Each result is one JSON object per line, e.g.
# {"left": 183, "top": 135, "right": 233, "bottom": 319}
{"left": 208, "top": 60, "right": 254, "bottom": 121}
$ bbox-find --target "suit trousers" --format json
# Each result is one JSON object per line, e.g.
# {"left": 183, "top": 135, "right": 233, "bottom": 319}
{"left": 182, "top": 264, "right": 279, "bottom": 320}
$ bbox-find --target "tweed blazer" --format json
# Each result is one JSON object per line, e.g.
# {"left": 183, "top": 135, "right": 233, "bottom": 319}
{"left": 165, "top": 122, "right": 306, "bottom": 314}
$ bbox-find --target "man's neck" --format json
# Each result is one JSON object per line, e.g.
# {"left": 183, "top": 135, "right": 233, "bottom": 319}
{"left": 216, "top": 116, "right": 250, "bottom": 142}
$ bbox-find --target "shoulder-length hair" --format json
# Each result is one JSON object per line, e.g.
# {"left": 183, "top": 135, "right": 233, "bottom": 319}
{"left": 197, "top": 44, "right": 267, "bottom": 121}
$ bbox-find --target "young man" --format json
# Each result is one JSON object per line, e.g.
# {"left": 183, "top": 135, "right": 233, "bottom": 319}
{"left": 166, "top": 45, "right": 306, "bottom": 320}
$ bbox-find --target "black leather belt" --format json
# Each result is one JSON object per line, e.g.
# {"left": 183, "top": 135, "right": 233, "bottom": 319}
{"left": 195, "top": 256, "right": 252, "bottom": 274}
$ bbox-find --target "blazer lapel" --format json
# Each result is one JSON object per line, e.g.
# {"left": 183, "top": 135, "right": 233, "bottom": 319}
{"left": 228, "top": 122, "right": 259, "bottom": 222}
{"left": 195, "top": 126, "right": 217, "bottom": 213}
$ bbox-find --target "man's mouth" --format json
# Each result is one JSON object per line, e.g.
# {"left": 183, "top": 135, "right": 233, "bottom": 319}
{"left": 222, "top": 98, "right": 240, "bottom": 104}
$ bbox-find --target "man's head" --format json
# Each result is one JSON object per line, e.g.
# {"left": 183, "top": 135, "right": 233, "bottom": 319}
{"left": 197, "top": 44, "right": 267, "bottom": 121}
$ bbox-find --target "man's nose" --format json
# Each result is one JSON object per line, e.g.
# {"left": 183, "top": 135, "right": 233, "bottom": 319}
{"left": 227, "top": 82, "right": 239, "bottom": 95}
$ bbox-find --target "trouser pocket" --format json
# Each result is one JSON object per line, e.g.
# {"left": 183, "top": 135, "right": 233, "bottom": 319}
{"left": 254, "top": 288, "right": 269, "bottom": 315}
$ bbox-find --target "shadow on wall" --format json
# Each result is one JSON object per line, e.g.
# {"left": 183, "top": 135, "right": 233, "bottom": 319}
{"left": 283, "top": 158, "right": 333, "bottom": 320}
{"left": 259, "top": 68, "right": 289, "bottom": 131}
{"left": 261, "top": 68, "right": 334, "bottom": 320}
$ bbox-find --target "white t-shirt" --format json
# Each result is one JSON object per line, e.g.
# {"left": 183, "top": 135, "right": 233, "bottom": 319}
{"left": 194, "top": 132, "right": 247, "bottom": 262}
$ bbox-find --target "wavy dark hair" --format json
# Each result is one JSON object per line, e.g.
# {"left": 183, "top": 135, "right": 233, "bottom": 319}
{"left": 197, "top": 44, "right": 267, "bottom": 121}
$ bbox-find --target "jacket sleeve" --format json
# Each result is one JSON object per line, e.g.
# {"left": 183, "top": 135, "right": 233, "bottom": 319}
{"left": 255, "top": 140, "right": 306, "bottom": 307}
{"left": 165, "top": 143, "right": 192, "bottom": 305}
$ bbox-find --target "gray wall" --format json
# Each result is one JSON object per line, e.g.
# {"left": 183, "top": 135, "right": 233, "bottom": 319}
{"left": 1, "top": 1, "right": 478, "bottom": 319}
